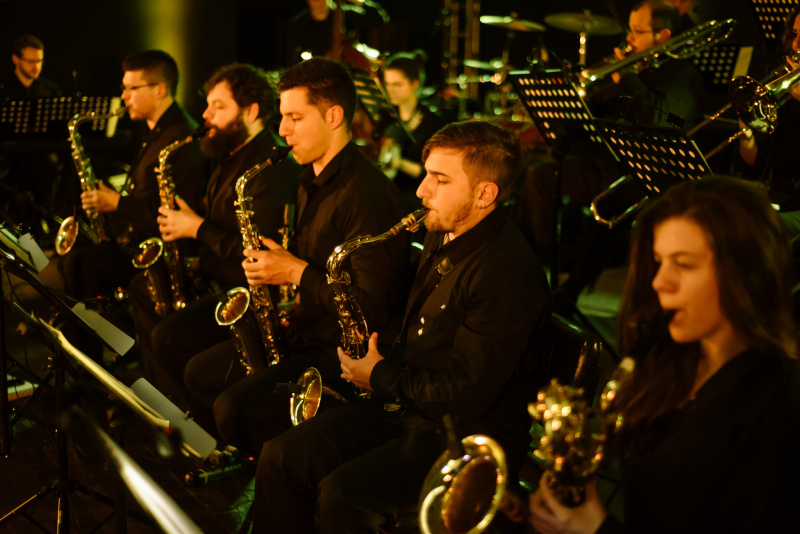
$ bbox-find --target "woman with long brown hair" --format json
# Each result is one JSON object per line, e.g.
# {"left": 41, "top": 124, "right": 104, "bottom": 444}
{"left": 530, "top": 176, "right": 800, "bottom": 533}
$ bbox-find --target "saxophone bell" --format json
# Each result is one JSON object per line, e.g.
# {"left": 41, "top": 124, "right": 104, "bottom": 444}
{"left": 54, "top": 216, "right": 79, "bottom": 256}
{"left": 215, "top": 287, "right": 251, "bottom": 326}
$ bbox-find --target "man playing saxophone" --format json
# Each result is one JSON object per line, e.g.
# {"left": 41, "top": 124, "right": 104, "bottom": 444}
{"left": 128, "top": 63, "right": 300, "bottom": 427}
{"left": 182, "top": 57, "right": 409, "bottom": 454}
{"left": 253, "top": 120, "right": 551, "bottom": 533}
{"left": 59, "top": 50, "right": 208, "bottom": 360}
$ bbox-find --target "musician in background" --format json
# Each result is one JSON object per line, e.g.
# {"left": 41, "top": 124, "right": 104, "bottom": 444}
{"left": 735, "top": 4, "right": 800, "bottom": 233}
{"left": 1, "top": 35, "right": 60, "bottom": 98}
{"left": 516, "top": 0, "right": 705, "bottom": 306}
{"left": 286, "top": 0, "right": 388, "bottom": 67}
{"left": 530, "top": 177, "right": 800, "bottom": 533}
{"left": 254, "top": 121, "right": 551, "bottom": 533}
{"left": 379, "top": 50, "right": 447, "bottom": 211}
{"left": 1, "top": 35, "right": 62, "bottom": 228}
{"left": 130, "top": 63, "right": 299, "bottom": 427}
{"left": 183, "top": 57, "right": 408, "bottom": 455}
{"left": 59, "top": 51, "right": 208, "bottom": 359}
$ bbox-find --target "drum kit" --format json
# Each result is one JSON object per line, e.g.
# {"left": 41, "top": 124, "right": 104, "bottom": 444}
{"left": 455, "top": 10, "right": 624, "bottom": 123}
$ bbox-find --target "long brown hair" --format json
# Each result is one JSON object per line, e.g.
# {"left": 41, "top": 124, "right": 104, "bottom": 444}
{"left": 617, "top": 177, "right": 796, "bottom": 438}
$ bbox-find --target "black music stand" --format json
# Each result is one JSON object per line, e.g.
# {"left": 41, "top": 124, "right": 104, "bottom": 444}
{"left": 749, "top": 0, "right": 799, "bottom": 52}
{"left": 0, "top": 95, "right": 123, "bottom": 139}
{"left": 595, "top": 118, "right": 712, "bottom": 201}
{"left": 509, "top": 68, "right": 617, "bottom": 287}
{"left": 691, "top": 43, "right": 747, "bottom": 92}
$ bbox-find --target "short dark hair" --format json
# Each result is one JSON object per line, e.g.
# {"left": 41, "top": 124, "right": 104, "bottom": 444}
{"left": 12, "top": 35, "right": 44, "bottom": 57}
{"left": 422, "top": 121, "right": 522, "bottom": 205}
{"left": 121, "top": 50, "right": 179, "bottom": 98}
{"left": 203, "top": 63, "right": 276, "bottom": 124}
{"left": 384, "top": 49, "right": 427, "bottom": 86}
{"left": 277, "top": 57, "right": 356, "bottom": 128}
{"left": 632, "top": 0, "right": 680, "bottom": 33}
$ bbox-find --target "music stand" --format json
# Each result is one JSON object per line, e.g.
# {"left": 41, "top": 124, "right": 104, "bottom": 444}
{"left": 0, "top": 96, "right": 123, "bottom": 139}
{"left": 594, "top": 119, "right": 712, "bottom": 202}
{"left": 509, "top": 68, "right": 618, "bottom": 287}
{"left": 691, "top": 43, "right": 749, "bottom": 92}
{"left": 350, "top": 68, "right": 415, "bottom": 144}
{"left": 749, "top": 0, "right": 799, "bottom": 51}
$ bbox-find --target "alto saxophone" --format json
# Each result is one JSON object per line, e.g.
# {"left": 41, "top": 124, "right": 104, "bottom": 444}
{"left": 55, "top": 105, "right": 127, "bottom": 255}
{"left": 132, "top": 125, "right": 209, "bottom": 317}
{"left": 289, "top": 208, "right": 427, "bottom": 424}
{"left": 215, "top": 146, "right": 292, "bottom": 374}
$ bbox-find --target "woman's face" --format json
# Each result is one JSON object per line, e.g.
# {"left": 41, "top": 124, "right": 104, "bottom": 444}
{"left": 651, "top": 217, "right": 733, "bottom": 346}
{"left": 384, "top": 68, "right": 418, "bottom": 107}
{"left": 792, "top": 14, "right": 800, "bottom": 53}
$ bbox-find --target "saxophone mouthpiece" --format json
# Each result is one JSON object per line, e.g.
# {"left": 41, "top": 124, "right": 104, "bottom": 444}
{"left": 191, "top": 125, "right": 210, "bottom": 140}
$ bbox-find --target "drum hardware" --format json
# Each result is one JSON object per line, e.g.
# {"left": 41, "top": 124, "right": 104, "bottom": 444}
{"left": 545, "top": 10, "right": 624, "bottom": 66}
{"left": 479, "top": 14, "right": 546, "bottom": 33}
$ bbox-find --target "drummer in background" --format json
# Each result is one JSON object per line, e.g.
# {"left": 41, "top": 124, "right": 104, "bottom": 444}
{"left": 379, "top": 50, "right": 447, "bottom": 212}
{"left": 734, "top": 4, "right": 800, "bottom": 235}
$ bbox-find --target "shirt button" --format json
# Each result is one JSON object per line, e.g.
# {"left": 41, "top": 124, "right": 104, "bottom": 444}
{"left": 418, "top": 328, "right": 423, "bottom": 335}
{"left": 420, "top": 317, "right": 425, "bottom": 324}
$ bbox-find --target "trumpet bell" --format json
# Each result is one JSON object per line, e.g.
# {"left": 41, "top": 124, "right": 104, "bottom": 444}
{"left": 290, "top": 367, "right": 322, "bottom": 426}
{"left": 419, "top": 435, "right": 507, "bottom": 534}
{"left": 131, "top": 237, "right": 165, "bottom": 269}
{"left": 55, "top": 216, "right": 79, "bottom": 256}
{"left": 215, "top": 287, "right": 251, "bottom": 326}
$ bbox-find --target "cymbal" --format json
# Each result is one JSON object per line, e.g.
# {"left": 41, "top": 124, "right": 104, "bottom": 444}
{"left": 445, "top": 74, "right": 491, "bottom": 84}
{"left": 463, "top": 59, "right": 507, "bottom": 71}
{"left": 544, "top": 12, "right": 624, "bottom": 35}
{"left": 480, "top": 15, "right": 545, "bottom": 32}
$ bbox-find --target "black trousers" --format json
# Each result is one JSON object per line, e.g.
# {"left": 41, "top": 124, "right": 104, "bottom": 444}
{"left": 189, "top": 342, "right": 351, "bottom": 456}
{"left": 61, "top": 241, "right": 136, "bottom": 301}
{"left": 130, "top": 277, "right": 231, "bottom": 435}
{"left": 254, "top": 400, "right": 445, "bottom": 534}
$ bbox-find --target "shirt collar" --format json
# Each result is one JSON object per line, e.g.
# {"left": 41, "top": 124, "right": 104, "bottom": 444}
{"left": 299, "top": 141, "right": 357, "bottom": 189}
{"left": 426, "top": 207, "right": 506, "bottom": 269}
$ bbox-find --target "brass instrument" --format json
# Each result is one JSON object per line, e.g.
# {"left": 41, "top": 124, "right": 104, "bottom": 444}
{"left": 55, "top": 104, "right": 127, "bottom": 255}
{"left": 277, "top": 203, "right": 297, "bottom": 330}
{"left": 132, "top": 125, "right": 209, "bottom": 317}
{"left": 289, "top": 208, "right": 427, "bottom": 424}
{"left": 215, "top": 146, "right": 292, "bottom": 374}
{"left": 529, "top": 357, "right": 635, "bottom": 505}
{"left": 419, "top": 434, "right": 507, "bottom": 534}
{"left": 575, "top": 19, "right": 736, "bottom": 94}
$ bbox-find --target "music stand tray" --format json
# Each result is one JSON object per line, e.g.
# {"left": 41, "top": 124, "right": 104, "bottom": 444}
{"left": 595, "top": 118, "right": 712, "bottom": 197}
{"left": 0, "top": 95, "right": 123, "bottom": 140}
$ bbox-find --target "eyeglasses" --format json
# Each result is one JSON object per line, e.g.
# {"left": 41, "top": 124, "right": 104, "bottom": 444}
{"left": 120, "top": 83, "right": 159, "bottom": 93}
{"left": 19, "top": 57, "right": 44, "bottom": 65}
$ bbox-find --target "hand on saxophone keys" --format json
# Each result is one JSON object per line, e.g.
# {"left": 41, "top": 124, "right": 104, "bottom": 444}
{"left": 81, "top": 183, "right": 120, "bottom": 214}
{"left": 338, "top": 332, "right": 382, "bottom": 391}
{"left": 528, "top": 473, "right": 606, "bottom": 534}
{"left": 157, "top": 197, "right": 203, "bottom": 241}
{"left": 242, "top": 237, "right": 308, "bottom": 287}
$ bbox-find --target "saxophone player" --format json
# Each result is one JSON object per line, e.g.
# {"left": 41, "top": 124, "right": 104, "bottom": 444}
{"left": 253, "top": 121, "right": 551, "bottom": 533}
{"left": 59, "top": 50, "right": 209, "bottom": 359}
{"left": 182, "top": 57, "right": 409, "bottom": 453}
{"left": 130, "top": 63, "right": 300, "bottom": 429}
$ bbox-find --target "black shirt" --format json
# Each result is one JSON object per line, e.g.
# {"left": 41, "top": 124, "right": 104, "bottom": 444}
{"left": 0, "top": 74, "right": 61, "bottom": 99}
{"left": 598, "top": 350, "right": 800, "bottom": 533}
{"left": 294, "top": 141, "right": 408, "bottom": 353}
{"left": 370, "top": 208, "right": 551, "bottom": 467}
{"left": 117, "top": 102, "right": 209, "bottom": 240}
{"left": 196, "top": 129, "right": 300, "bottom": 289}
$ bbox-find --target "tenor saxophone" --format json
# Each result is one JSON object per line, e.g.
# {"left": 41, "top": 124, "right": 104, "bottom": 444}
{"left": 55, "top": 105, "right": 127, "bottom": 255}
{"left": 289, "top": 208, "right": 427, "bottom": 425}
{"left": 132, "top": 125, "right": 209, "bottom": 317}
{"left": 215, "top": 146, "right": 292, "bottom": 374}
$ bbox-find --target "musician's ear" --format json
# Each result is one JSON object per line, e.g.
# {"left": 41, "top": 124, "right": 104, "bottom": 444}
{"left": 475, "top": 181, "right": 498, "bottom": 208}
{"left": 655, "top": 28, "right": 672, "bottom": 44}
{"left": 245, "top": 102, "right": 260, "bottom": 125}
{"left": 327, "top": 104, "right": 345, "bottom": 129}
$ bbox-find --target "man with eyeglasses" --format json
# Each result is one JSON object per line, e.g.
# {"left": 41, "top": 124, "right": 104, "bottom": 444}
{"left": 59, "top": 50, "right": 209, "bottom": 362}
{"left": 1, "top": 34, "right": 60, "bottom": 98}
{"left": 515, "top": 0, "right": 705, "bottom": 311}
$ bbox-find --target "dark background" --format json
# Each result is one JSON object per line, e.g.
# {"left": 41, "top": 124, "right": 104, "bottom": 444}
{"left": 0, "top": 0, "right": 783, "bottom": 120}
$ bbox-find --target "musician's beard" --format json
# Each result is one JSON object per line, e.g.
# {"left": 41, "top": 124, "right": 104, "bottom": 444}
{"left": 201, "top": 115, "right": 249, "bottom": 158}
